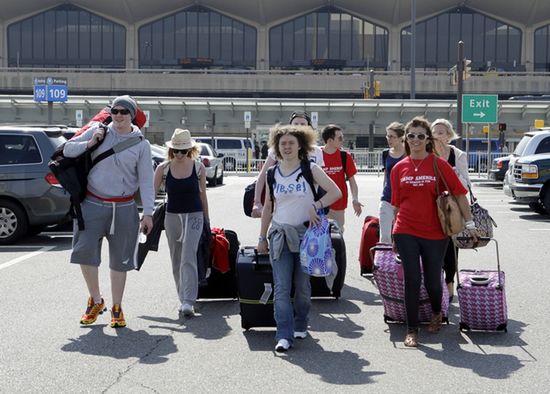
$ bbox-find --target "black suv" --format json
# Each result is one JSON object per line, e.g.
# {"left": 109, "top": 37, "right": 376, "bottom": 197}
{"left": 0, "top": 125, "right": 71, "bottom": 244}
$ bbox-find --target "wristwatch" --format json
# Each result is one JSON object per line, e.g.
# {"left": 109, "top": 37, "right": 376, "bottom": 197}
{"left": 258, "top": 235, "right": 267, "bottom": 242}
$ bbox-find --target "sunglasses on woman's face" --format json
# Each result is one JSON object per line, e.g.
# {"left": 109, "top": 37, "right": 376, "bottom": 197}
{"left": 173, "top": 149, "right": 189, "bottom": 154}
{"left": 111, "top": 108, "right": 131, "bottom": 115}
{"left": 406, "top": 133, "right": 428, "bottom": 141}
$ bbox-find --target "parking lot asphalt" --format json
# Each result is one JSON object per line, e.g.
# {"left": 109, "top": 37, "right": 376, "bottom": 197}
{"left": 1, "top": 174, "right": 549, "bottom": 393}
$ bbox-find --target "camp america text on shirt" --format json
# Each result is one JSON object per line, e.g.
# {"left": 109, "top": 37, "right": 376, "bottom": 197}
{"left": 400, "top": 174, "right": 436, "bottom": 187}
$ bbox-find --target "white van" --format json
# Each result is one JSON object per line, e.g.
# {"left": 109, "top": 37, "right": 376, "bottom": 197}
{"left": 195, "top": 136, "right": 253, "bottom": 171}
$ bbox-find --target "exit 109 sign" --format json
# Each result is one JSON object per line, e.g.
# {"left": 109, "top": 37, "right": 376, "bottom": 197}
{"left": 462, "top": 94, "right": 498, "bottom": 123}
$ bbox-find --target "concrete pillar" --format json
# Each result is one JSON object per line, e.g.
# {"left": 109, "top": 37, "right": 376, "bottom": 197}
{"left": 127, "top": 24, "right": 137, "bottom": 69}
{"left": 257, "top": 26, "right": 268, "bottom": 70}
{"left": 524, "top": 26, "right": 534, "bottom": 72}
{"left": 389, "top": 26, "right": 401, "bottom": 71}
{"left": 0, "top": 23, "right": 5, "bottom": 68}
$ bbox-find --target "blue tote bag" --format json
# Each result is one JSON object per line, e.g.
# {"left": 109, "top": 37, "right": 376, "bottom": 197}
{"left": 300, "top": 212, "right": 335, "bottom": 277}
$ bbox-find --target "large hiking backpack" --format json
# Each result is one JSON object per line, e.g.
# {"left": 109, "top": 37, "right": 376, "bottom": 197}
{"left": 52, "top": 105, "right": 147, "bottom": 229}
{"left": 49, "top": 130, "right": 142, "bottom": 230}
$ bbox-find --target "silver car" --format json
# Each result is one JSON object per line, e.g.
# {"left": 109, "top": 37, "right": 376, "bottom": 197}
{"left": 0, "top": 125, "right": 71, "bottom": 244}
{"left": 197, "top": 142, "right": 224, "bottom": 186}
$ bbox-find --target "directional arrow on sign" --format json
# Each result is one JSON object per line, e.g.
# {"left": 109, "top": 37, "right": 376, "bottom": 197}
{"left": 474, "top": 111, "right": 486, "bottom": 118}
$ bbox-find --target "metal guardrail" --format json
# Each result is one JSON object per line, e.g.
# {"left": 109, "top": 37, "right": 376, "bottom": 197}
{"left": 1, "top": 67, "right": 549, "bottom": 78}
{"left": 220, "top": 151, "right": 510, "bottom": 178}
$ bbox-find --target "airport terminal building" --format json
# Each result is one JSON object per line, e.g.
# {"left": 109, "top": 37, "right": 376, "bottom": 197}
{"left": 0, "top": 1, "right": 549, "bottom": 143}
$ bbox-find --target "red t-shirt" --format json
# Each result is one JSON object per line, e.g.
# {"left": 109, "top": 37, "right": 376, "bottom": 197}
{"left": 322, "top": 149, "right": 358, "bottom": 210}
{"left": 391, "top": 154, "right": 468, "bottom": 240}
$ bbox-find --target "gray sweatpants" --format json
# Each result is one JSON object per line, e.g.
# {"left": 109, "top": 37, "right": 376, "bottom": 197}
{"left": 164, "top": 211, "right": 204, "bottom": 306}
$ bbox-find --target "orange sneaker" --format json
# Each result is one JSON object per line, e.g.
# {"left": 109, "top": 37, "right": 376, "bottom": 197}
{"left": 110, "top": 304, "right": 126, "bottom": 328}
{"left": 80, "top": 297, "right": 106, "bottom": 325}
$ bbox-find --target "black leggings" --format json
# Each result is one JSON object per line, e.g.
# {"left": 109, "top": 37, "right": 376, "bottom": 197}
{"left": 393, "top": 234, "right": 449, "bottom": 330}
{"left": 443, "top": 237, "right": 458, "bottom": 284}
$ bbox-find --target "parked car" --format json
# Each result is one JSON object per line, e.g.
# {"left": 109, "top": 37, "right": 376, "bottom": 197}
{"left": 504, "top": 129, "right": 550, "bottom": 202}
{"left": 0, "top": 125, "right": 71, "bottom": 244}
{"left": 508, "top": 152, "right": 550, "bottom": 214}
{"left": 489, "top": 155, "right": 511, "bottom": 181}
{"left": 197, "top": 142, "right": 224, "bottom": 186}
{"left": 150, "top": 144, "right": 167, "bottom": 169}
{"left": 194, "top": 136, "right": 252, "bottom": 171}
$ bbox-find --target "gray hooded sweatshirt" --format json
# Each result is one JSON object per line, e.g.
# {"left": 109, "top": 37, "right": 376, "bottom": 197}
{"left": 63, "top": 123, "right": 155, "bottom": 216}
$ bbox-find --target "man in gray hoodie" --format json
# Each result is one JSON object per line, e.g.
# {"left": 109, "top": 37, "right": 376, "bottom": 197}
{"left": 63, "top": 95, "right": 155, "bottom": 328}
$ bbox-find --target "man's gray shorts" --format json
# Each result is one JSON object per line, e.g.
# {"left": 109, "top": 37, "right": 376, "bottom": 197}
{"left": 70, "top": 197, "right": 140, "bottom": 272}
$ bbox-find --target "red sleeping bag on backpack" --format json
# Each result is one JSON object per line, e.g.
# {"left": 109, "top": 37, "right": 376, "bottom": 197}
{"left": 358, "top": 215, "right": 380, "bottom": 276}
{"left": 71, "top": 106, "right": 147, "bottom": 139}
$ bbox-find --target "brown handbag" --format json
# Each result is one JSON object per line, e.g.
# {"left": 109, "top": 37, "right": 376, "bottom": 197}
{"left": 433, "top": 158, "right": 464, "bottom": 236}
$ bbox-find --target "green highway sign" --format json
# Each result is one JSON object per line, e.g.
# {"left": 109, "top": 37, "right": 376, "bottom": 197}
{"left": 462, "top": 94, "right": 498, "bottom": 123}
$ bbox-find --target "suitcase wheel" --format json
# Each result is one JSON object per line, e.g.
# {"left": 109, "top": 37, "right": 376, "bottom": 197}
{"left": 241, "top": 319, "right": 251, "bottom": 330}
{"left": 459, "top": 322, "right": 470, "bottom": 332}
{"left": 496, "top": 323, "right": 508, "bottom": 332}
{"left": 383, "top": 315, "right": 389, "bottom": 324}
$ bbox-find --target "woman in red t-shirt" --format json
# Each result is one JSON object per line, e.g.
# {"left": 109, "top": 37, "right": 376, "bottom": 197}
{"left": 390, "top": 116, "right": 478, "bottom": 347}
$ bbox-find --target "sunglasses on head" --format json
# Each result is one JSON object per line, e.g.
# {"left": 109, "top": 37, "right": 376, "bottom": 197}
{"left": 172, "top": 148, "right": 189, "bottom": 154}
{"left": 406, "top": 133, "right": 428, "bottom": 141}
{"left": 111, "top": 108, "right": 131, "bottom": 115}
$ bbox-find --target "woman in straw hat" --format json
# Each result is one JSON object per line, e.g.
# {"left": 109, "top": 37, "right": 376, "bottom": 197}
{"left": 154, "top": 128, "right": 209, "bottom": 317}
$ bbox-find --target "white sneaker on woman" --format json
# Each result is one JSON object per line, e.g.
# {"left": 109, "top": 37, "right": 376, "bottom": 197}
{"left": 275, "top": 339, "right": 291, "bottom": 352}
{"left": 179, "top": 303, "right": 195, "bottom": 317}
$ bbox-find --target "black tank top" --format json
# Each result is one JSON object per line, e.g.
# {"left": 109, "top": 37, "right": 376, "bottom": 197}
{"left": 165, "top": 163, "right": 203, "bottom": 213}
{"left": 448, "top": 148, "right": 456, "bottom": 167}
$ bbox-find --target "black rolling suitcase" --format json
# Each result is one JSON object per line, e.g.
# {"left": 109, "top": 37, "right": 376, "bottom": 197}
{"left": 197, "top": 229, "right": 239, "bottom": 299}
{"left": 310, "top": 221, "right": 347, "bottom": 298}
{"left": 236, "top": 247, "right": 276, "bottom": 330}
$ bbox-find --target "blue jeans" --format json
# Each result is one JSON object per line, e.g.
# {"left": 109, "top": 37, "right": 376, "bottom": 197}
{"left": 271, "top": 243, "right": 311, "bottom": 343}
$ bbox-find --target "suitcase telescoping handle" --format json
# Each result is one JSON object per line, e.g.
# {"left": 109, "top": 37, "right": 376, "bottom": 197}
{"left": 369, "top": 243, "right": 394, "bottom": 270}
{"left": 241, "top": 246, "right": 271, "bottom": 271}
{"left": 454, "top": 237, "right": 502, "bottom": 287}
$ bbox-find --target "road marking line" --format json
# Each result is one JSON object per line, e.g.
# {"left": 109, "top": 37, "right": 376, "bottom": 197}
{"left": 0, "top": 245, "right": 52, "bottom": 249}
{"left": 529, "top": 228, "right": 550, "bottom": 231}
{"left": 0, "top": 246, "right": 55, "bottom": 271}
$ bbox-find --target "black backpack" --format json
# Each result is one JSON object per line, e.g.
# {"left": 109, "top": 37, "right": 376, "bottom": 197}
{"left": 49, "top": 129, "right": 142, "bottom": 230}
{"left": 266, "top": 160, "right": 329, "bottom": 214}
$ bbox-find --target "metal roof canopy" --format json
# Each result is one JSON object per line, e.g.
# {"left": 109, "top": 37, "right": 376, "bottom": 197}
{"left": 1, "top": 95, "right": 549, "bottom": 121}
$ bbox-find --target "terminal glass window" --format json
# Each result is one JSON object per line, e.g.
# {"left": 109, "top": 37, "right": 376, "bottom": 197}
{"left": 534, "top": 25, "right": 550, "bottom": 71}
{"left": 7, "top": 4, "right": 125, "bottom": 68}
{"left": 401, "top": 6, "right": 522, "bottom": 71}
{"left": 269, "top": 6, "right": 388, "bottom": 69}
{"left": 139, "top": 5, "right": 257, "bottom": 69}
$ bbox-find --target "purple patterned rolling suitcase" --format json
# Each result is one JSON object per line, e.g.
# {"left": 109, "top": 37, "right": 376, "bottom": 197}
{"left": 456, "top": 238, "right": 507, "bottom": 332}
{"left": 371, "top": 245, "right": 449, "bottom": 324}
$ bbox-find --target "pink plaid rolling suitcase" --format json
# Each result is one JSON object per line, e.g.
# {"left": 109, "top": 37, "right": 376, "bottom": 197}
{"left": 371, "top": 245, "right": 449, "bottom": 324}
{"left": 456, "top": 237, "right": 507, "bottom": 332}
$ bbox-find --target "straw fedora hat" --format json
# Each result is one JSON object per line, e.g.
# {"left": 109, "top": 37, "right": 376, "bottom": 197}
{"left": 165, "top": 128, "right": 197, "bottom": 150}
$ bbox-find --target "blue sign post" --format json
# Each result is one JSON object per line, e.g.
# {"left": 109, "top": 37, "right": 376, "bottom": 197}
{"left": 33, "top": 77, "right": 69, "bottom": 124}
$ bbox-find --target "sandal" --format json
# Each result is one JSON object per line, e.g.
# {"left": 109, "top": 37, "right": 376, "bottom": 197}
{"left": 428, "top": 312, "right": 443, "bottom": 333}
{"left": 404, "top": 330, "right": 418, "bottom": 347}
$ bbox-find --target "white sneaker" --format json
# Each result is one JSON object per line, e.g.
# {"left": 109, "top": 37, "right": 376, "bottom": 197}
{"left": 294, "top": 331, "right": 308, "bottom": 339}
{"left": 179, "top": 303, "right": 195, "bottom": 317}
{"left": 275, "top": 339, "right": 291, "bottom": 352}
